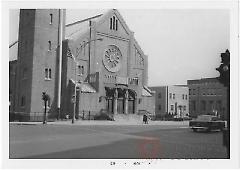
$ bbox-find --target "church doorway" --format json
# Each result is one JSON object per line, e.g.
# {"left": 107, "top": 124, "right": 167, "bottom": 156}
{"left": 105, "top": 87, "right": 136, "bottom": 114}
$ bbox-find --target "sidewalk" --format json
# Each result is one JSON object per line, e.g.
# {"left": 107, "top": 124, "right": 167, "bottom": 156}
{"left": 10, "top": 120, "right": 190, "bottom": 126}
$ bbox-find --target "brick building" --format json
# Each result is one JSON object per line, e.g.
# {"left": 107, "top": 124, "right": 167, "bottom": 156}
{"left": 187, "top": 78, "right": 227, "bottom": 119}
{"left": 10, "top": 9, "right": 155, "bottom": 121}
{"left": 150, "top": 86, "right": 189, "bottom": 118}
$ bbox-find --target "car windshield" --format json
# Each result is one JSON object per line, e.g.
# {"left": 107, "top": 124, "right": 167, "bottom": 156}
{"left": 196, "top": 115, "right": 213, "bottom": 121}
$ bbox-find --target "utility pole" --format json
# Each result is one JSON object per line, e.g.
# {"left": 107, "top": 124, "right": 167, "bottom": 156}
{"left": 57, "top": 9, "right": 64, "bottom": 120}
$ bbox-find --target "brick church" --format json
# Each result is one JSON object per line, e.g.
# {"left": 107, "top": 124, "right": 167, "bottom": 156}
{"left": 9, "top": 9, "right": 155, "bottom": 121}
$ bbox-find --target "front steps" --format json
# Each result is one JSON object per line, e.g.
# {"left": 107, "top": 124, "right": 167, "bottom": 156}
{"left": 113, "top": 114, "right": 143, "bottom": 123}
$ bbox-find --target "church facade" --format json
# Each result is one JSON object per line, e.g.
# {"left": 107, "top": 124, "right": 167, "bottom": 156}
{"left": 10, "top": 9, "right": 155, "bottom": 121}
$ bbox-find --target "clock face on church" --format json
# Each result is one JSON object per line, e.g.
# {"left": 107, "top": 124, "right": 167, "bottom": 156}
{"left": 103, "top": 45, "right": 122, "bottom": 73}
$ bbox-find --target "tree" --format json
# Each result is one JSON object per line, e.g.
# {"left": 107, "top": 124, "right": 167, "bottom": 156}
{"left": 216, "top": 49, "right": 230, "bottom": 87}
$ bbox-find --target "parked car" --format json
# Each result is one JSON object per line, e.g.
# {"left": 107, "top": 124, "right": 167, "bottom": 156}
{"left": 189, "top": 115, "right": 226, "bottom": 132}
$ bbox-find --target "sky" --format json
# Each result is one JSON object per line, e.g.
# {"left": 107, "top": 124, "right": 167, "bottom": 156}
{"left": 9, "top": 9, "right": 229, "bottom": 86}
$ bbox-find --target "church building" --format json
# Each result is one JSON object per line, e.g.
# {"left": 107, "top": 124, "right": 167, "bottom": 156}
{"left": 10, "top": 9, "right": 155, "bottom": 121}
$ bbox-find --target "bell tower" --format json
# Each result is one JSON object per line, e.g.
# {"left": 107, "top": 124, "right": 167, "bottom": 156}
{"left": 15, "top": 9, "right": 66, "bottom": 121}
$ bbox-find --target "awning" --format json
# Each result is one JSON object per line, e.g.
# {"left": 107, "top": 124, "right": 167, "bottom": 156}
{"left": 80, "top": 83, "right": 96, "bottom": 93}
{"left": 142, "top": 86, "right": 152, "bottom": 97}
{"left": 70, "top": 79, "right": 96, "bottom": 93}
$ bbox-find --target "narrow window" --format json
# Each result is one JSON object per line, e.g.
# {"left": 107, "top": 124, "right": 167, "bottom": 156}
{"left": 45, "top": 68, "right": 48, "bottom": 79}
{"left": 78, "top": 65, "right": 81, "bottom": 75}
{"left": 171, "top": 105, "right": 174, "bottom": 111}
{"left": 50, "top": 14, "right": 53, "bottom": 24}
{"left": 48, "top": 41, "right": 51, "bottom": 51}
{"left": 158, "top": 93, "right": 161, "bottom": 98}
{"left": 183, "top": 106, "right": 186, "bottom": 111}
{"left": 173, "top": 94, "right": 175, "bottom": 99}
{"left": 21, "top": 96, "right": 25, "bottom": 107}
{"left": 185, "top": 95, "right": 187, "bottom": 100}
{"left": 49, "top": 69, "right": 52, "bottom": 79}
{"left": 169, "top": 93, "right": 172, "bottom": 99}
{"left": 81, "top": 66, "right": 84, "bottom": 74}
{"left": 182, "top": 94, "right": 184, "bottom": 99}
{"left": 116, "top": 19, "right": 118, "bottom": 31}
{"left": 159, "top": 105, "right": 161, "bottom": 110}
{"left": 110, "top": 18, "right": 112, "bottom": 30}
{"left": 113, "top": 16, "right": 115, "bottom": 30}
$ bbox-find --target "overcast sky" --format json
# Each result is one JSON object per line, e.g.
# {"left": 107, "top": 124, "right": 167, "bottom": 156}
{"left": 9, "top": 9, "right": 229, "bottom": 86}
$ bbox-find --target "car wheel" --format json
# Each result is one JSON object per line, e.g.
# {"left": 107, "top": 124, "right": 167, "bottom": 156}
{"left": 193, "top": 128, "right": 197, "bottom": 132}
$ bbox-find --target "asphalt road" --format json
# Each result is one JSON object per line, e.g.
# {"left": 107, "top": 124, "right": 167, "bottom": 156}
{"left": 9, "top": 123, "right": 227, "bottom": 159}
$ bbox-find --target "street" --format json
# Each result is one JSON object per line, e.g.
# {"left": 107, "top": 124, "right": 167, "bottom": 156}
{"left": 9, "top": 122, "right": 227, "bottom": 159}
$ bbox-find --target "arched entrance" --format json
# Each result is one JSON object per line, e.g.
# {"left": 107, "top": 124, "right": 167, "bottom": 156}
{"left": 105, "top": 87, "right": 136, "bottom": 114}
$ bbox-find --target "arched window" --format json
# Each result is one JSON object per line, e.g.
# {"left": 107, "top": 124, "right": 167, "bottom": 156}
{"left": 113, "top": 16, "right": 115, "bottom": 30}
{"left": 110, "top": 16, "right": 118, "bottom": 31}
{"left": 116, "top": 19, "right": 118, "bottom": 31}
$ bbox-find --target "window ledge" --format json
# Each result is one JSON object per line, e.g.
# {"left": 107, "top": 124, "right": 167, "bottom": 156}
{"left": 45, "top": 78, "right": 52, "bottom": 81}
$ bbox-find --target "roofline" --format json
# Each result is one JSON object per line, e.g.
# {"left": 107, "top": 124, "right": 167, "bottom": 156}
{"left": 149, "top": 85, "right": 188, "bottom": 88}
{"left": 65, "top": 14, "right": 103, "bottom": 27}
{"left": 187, "top": 77, "right": 218, "bottom": 82}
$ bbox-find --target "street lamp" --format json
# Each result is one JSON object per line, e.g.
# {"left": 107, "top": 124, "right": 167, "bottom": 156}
{"left": 68, "top": 38, "right": 103, "bottom": 124}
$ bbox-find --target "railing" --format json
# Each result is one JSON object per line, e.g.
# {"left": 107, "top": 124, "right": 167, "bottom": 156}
{"left": 9, "top": 112, "right": 50, "bottom": 122}
{"left": 10, "top": 110, "right": 113, "bottom": 122}
{"left": 77, "top": 110, "right": 98, "bottom": 120}
{"left": 9, "top": 111, "right": 58, "bottom": 122}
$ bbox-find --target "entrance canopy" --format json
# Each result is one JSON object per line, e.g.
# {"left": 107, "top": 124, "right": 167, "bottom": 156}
{"left": 142, "top": 86, "right": 153, "bottom": 97}
{"left": 70, "top": 79, "right": 96, "bottom": 93}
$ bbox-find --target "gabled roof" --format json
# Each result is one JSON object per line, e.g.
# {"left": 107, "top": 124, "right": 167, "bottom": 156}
{"left": 66, "top": 9, "right": 132, "bottom": 40}
{"left": 65, "top": 12, "right": 104, "bottom": 40}
{"left": 65, "top": 9, "right": 146, "bottom": 56}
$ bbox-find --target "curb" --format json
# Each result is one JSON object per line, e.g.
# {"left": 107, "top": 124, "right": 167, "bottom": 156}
{"left": 10, "top": 120, "right": 190, "bottom": 126}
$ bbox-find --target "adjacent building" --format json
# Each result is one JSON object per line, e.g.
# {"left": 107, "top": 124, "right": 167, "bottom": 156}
{"left": 10, "top": 9, "right": 155, "bottom": 121}
{"left": 187, "top": 78, "right": 227, "bottom": 119}
{"left": 150, "top": 86, "right": 189, "bottom": 118}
